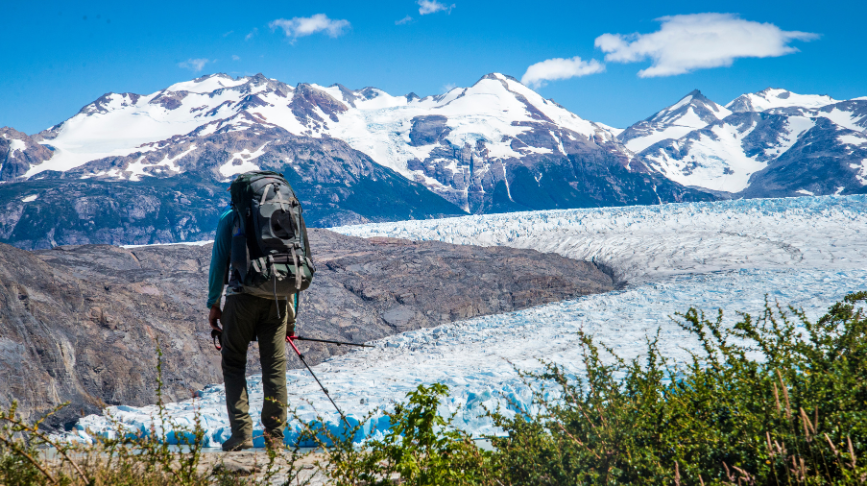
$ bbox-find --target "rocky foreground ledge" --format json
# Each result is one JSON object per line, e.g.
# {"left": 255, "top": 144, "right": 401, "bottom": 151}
{"left": 0, "top": 229, "right": 614, "bottom": 429}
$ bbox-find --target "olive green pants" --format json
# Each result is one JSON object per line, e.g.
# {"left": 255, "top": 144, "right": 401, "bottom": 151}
{"left": 221, "top": 293, "right": 295, "bottom": 440}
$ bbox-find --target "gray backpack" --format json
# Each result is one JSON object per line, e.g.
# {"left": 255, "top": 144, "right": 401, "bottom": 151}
{"left": 227, "top": 171, "right": 315, "bottom": 307}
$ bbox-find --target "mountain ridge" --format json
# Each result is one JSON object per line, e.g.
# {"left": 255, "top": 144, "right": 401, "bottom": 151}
{"left": 624, "top": 86, "right": 867, "bottom": 197}
{"left": 0, "top": 72, "right": 717, "bottom": 249}
{"left": 3, "top": 74, "right": 863, "bottom": 249}
{"left": 618, "top": 89, "right": 732, "bottom": 153}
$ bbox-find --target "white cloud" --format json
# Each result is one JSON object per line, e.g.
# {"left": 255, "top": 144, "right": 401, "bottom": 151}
{"left": 231, "top": 55, "right": 241, "bottom": 61}
{"left": 245, "top": 28, "right": 258, "bottom": 41}
{"left": 178, "top": 58, "right": 211, "bottom": 73}
{"left": 595, "top": 13, "right": 818, "bottom": 77}
{"left": 269, "top": 14, "right": 350, "bottom": 40}
{"left": 418, "top": 0, "right": 454, "bottom": 15}
{"left": 442, "top": 82, "right": 457, "bottom": 93}
{"left": 521, "top": 56, "right": 605, "bottom": 88}
{"left": 396, "top": 15, "right": 413, "bottom": 25}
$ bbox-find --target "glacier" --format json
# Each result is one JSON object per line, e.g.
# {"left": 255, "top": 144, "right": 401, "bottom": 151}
{"left": 73, "top": 195, "right": 867, "bottom": 446}
{"left": 336, "top": 194, "right": 867, "bottom": 283}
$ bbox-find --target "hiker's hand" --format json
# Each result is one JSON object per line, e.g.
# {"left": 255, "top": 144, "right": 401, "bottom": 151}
{"left": 208, "top": 305, "right": 222, "bottom": 332}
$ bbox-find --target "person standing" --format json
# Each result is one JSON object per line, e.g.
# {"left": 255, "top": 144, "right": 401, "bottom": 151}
{"left": 206, "top": 171, "right": 314, "bottom": 452}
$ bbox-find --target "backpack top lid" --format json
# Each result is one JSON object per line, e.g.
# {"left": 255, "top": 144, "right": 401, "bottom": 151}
{"left": 229, "top": 170, "right": 290, "bottom": 212}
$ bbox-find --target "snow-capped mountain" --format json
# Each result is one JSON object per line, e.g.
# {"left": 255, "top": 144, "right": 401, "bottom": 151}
{"left": 629, "top": 88, "right": 867, "bottom": 197}
{"left": 0, "top": 72, "right": 712, "bottom": 249}
{"left": 27, "top": 72, "right": 620, "bottom": 188}
{"left": 5, "top": 73, "right": 865, "bottom": 249}
{"left": 639, "top": 112, "right": 815, "bottom": 193}
{"left": 618, "top": 90, "right": 731, "bottom": 153}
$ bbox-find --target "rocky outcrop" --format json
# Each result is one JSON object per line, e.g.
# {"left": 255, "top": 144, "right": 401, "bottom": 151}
{"left": 290, "top": 84, "right": 348, "bottom": 126}
{"left": 0, "top": 128, "right": 54, "bottom": 181}
{"left": 0, "top": 229, "right": 615, "bottom": 428}
{"left": 0, "top": 175, "right": 228, "bottom": 250}
{"left": 409, "top": 116, "right": 451, "bottom": 146}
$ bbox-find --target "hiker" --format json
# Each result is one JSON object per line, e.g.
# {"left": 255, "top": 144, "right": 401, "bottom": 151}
{"left": 207, "top": 171, "right": 315, "bottom": 452}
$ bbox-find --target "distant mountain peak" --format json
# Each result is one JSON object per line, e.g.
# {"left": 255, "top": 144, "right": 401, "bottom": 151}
{"left": 727, "top": 88, "right": 838, "bottom": 113}
{"left": 202, "top": 72, "right": 235, "bottom": 80}
{"left": 477, "top": 73, "right": 521, "bottom": 85}
{"left": 758, "top": 87, "right": 788, "bottom": 95}
{"left": 166, "top": 73, "right": 251, "bottom": 94}
{"left": 620, "top": 89, "right": 732, "bottom": 153}
{"left": 646, "top": 90, "right": 729, "bottom": 124}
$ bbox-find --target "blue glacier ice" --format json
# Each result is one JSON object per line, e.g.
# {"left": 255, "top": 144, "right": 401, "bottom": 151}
{"left": 74, "top": 195, "right": 867, "bottom": 446}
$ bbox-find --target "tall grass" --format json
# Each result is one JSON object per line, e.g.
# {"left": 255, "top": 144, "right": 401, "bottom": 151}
{"left": 0, "top": 345, "right": 313, "bottom": 485}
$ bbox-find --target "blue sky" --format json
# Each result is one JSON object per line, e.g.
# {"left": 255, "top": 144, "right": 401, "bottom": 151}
{"left": 2, "top": 0, "right": 865, "bottom": 134}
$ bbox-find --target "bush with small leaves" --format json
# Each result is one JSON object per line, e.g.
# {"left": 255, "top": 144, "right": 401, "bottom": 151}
{"left": 306, "top": 383, "right": 493, "bottom": 486}
{"left": 488, "top": 291, "right": 867, "bottom": 485}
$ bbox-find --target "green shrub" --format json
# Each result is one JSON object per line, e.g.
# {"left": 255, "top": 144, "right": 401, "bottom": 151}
{"left": 308, "top": 383, "right": 493, "bottom": 485}
{"left": 315, "top": 292, "right": 867, "bottom": 485}
{"left": 489, "top": 291, "right": 867, "bottom": 485}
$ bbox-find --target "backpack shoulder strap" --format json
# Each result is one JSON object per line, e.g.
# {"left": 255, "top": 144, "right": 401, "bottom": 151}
{"left": 223, "top": 209, "right": 238, "bottom": 285}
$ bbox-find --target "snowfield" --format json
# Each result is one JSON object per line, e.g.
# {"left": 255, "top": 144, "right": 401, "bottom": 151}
{"left": 727, "top": 88, "right": 838, "bottom": 113}
{"left": 74, "top": 195, "right": 867, "bottom": 446}
{"left": 642, "top": 116, "right": 816, "bottom": 194}
{"left": 28, "top": 73, "right": 617, "bottom": 182}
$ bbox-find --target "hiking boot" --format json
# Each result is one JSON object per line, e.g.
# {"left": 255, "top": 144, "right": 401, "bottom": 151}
{"left": 221, "top": 435, "right": 254, "bottom": 452}
{"left": 263, "top": 429, "right": 285, "bottom": 451}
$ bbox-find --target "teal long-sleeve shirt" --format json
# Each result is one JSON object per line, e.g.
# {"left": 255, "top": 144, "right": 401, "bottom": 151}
{"left": 207, "top": 209, "right": 234, "bottom": 309}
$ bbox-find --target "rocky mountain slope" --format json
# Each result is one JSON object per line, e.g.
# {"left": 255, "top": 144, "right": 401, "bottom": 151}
{"left": 0, "top": 229, "right": 614, "bottom": 428}
{"left": 624, "top": 88, "right": 867, "bottom": 197}
{"left": 0, "top": 127, "right": 465, "bottom": 249}
{"left": 740, "top": 118, "right": 867, "bottom": 198}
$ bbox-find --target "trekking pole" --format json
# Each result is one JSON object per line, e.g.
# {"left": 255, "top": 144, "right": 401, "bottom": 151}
{"left": 286, "top": 337, "right": 352, "bottom": 429}
{"left": 287, "top": 335, "right": 374, "bottom": 348}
